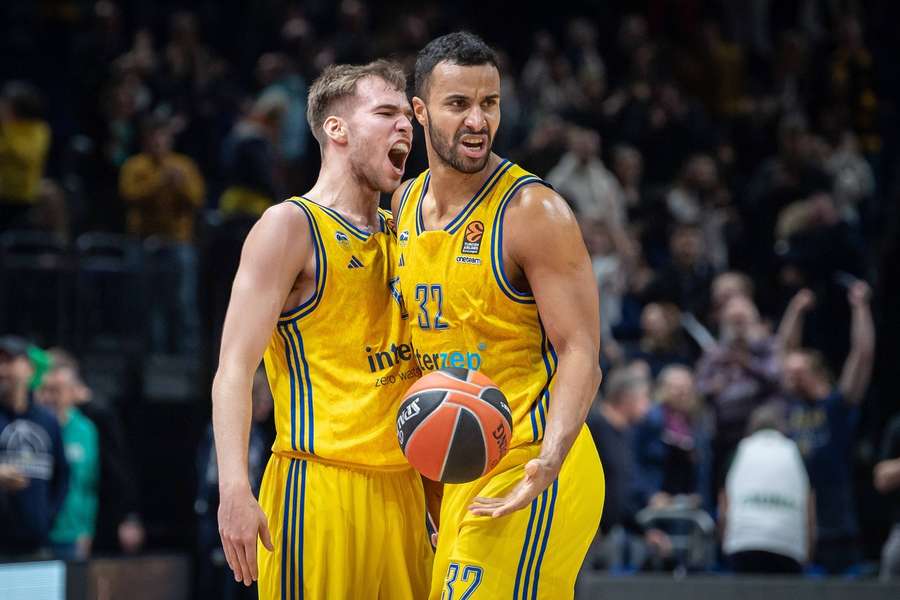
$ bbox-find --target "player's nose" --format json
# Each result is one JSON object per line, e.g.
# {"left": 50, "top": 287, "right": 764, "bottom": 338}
{"left": 464, "top": 106, "right": 486, "bottom": 131}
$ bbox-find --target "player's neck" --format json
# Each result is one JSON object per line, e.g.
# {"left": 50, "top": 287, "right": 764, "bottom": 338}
{"left": 426, "top": 152, "right": 503, "bottom": 216}
{"left": 305, "top": 163, "right": 381, "bottom": 231}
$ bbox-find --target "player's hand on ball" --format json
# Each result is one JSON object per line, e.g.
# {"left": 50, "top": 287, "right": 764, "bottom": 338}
{"left": 468, "top": 457, "right": 559, "bottom": 518}
{"left": 218, "top": 487, "right": 274, "bottom": 586}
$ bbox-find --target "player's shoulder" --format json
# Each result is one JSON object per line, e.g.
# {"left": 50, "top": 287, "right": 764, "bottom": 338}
{"left": 247, "top": 199, "right": 315, "bottom": 250}
{"left": 504, "top": 177, "right": 576, "bottom": 228}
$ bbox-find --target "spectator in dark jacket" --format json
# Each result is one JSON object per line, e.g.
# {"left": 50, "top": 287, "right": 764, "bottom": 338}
{"left": 633, "top": 365, "right": 713, "bottom": 512}
{"left": 0, "top": 336, "right": 69, "bottom": 556}
{"left": 779, "top": 281, "right": 875, "bottom": 574}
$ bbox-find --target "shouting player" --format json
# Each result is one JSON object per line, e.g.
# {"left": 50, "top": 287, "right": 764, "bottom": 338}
{"left": 212, "top": 60, "right": 432, "bottom": 599}
{"left": 392, "top": 32, "right": 605, "bottom": 599}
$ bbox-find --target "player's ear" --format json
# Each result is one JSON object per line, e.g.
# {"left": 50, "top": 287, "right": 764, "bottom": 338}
{"left": 322, "top": 115, "right": 348, "bottom": 145}
{"left": 412, "top": 97, "right": 428, "bottom": 128}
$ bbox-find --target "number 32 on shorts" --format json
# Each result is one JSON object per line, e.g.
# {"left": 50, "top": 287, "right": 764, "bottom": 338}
{"left": 442, "top": 562, "right": 483, "bottom": 600}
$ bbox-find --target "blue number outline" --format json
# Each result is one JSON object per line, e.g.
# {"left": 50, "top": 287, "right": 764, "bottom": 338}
{"left": 443, "top": 563, "right": 482, "bottom": 600}
{"left": 415, "top": 284, "right": 430, "bottom": 330}
{"left": 431, "top": 284, "right": 449, "bottom": 330}
{"left": 459, "top": 565, "right": 483, "bottom": 599}
{"left": 443, "top": 563, "right": 460, "bottom": 600}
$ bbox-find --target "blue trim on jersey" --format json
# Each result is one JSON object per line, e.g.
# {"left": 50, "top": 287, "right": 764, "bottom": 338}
{"left": 292, "top": 321, "right": 315, "bottom": 454}
{"left": 513, "top": 496, "right": 539, "bottom": 599}
{"left": 277, "top": 326, "right": 299, "bottom": 452}
{"left": 530, "top": 320, "right": 558, "bottom": 441}
{"left": 280, "top": 459, "right": 295, "bottom": 600}
{"left": 490, "top": 175, "right": 551, "bottom": 304}
{"left": 415, "top": 172, "right": 431, "bottom": 235}
{"left": 521, "top": 487, "right": 549, "bottom": 599}
{"left": 284, "top": 325, "right": 306, "bottom": 452}
{"left": 396, "top": 178, "right": 417, "bottom": 223}
{"left": 444, "top": 159, "right": 513, "bottom": 234}
{"left": 301, "top": 196, "right": 373, "bottom": 240}
{"left": 297, "top": 459, "right": 307, "bottom": 600}
{"left": 280, "top": 201, "right": 328, "bottom": 320}
{"left": 531, "top": 479, "right": 559, "bottom": 599}
{"left": 529, "top": 404, "right": 539, "bottom": 442}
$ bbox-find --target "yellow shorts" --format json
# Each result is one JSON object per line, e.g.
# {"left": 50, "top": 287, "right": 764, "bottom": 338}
{"left": 430, "top": 426, "right": 604, "bottom": 600}
{"left": 257, "top": 453, "right": 433, "bottom": 599}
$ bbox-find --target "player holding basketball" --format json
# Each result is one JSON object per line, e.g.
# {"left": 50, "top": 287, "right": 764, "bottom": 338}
{"left": 212, "top": 61, "right": 432, "bottom": 598}
{"left": 392, "top": 32, "right": 604, "bottom": 599}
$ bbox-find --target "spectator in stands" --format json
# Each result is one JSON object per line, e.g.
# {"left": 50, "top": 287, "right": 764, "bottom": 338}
{"left": 696, "top": 295, "right": 782, "bottom": 491}
{"left": 119, "top": 115, "right": 206, "bottom": 243}
{"left": 0, "top": 336, "right": 68, "bottom": 556}
{"left": 634, "top": 365, "right": 712, "bottom": 512}
{"left": 875, "top": 414, "right": 900, "bottom": 580}
{"left": 741, "top": 113, "right": 830, "bottom": 282}
{"left": 779, "top": 280, "right": 875, "bottom": 574}
{"left": 195, "top": 365, "right": 273, "bottom": 599}
{"left": 46, "top": 349, "right": 145, "bottom": 556}
{"left": 546, "top": 125, "right": 626, "bottom": 227}
{"left": 709, "top": 271, "right": 754, "bottom": 329}
{"left": 666, "top": 154, "right": 733, "bottom": 272}
{"left": 119, "top": 115, "right": 205, "bottom": 354}
{"left": 611, "top": 144, "right": 644, "bottom": 216}
{"left": 36, "top": 360, "right": 100, "bottom": 560}
{"left": 0, "top": 82, "right": 51, "bottom": 231}
{"left": 643, "top": 222, "right": 715, "bottom": 318}
{"left": 218, "top": 90, "right": 288, "bottom": 218}
{"left": 586, "top": 366, "right": 673, "bottom": 569}
{"left": 623, "top": 302, "right": 693, "bottom": 377}
{"left": 721, "top": 404, "right": 813, "bottom": 574}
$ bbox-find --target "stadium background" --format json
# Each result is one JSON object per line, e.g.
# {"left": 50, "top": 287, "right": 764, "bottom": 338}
{"left": 1, "top": 0, "right": 900, "bottom": 598}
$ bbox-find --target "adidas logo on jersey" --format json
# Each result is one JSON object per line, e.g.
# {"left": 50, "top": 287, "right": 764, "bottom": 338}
{"left": 347, "top": 256, "right": 364, "bottom": 269}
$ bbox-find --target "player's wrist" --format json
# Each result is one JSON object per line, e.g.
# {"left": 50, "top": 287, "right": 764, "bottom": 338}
{"left": 219, "top": 478, "right": 252, "bottom": 497}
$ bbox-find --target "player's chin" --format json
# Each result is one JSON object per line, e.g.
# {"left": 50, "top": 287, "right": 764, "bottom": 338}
{"left": 375, "top": 164, "right": 404, "bottom": 193}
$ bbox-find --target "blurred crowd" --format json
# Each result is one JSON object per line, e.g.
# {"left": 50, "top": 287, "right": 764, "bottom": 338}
{"left": 1, "top": 0, "right": 899, "bottom": 588}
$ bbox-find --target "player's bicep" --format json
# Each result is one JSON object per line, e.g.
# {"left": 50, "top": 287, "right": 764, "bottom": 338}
{"left": 508, "top": 188, "right": 599, "bottom": 353}
{"left": 218, "top": 206, "right": 312, "bottom": 373}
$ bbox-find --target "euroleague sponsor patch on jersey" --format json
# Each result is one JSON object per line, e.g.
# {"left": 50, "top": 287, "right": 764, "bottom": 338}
{"left": 461, "top": 220, "right": 484, "bottom": 254}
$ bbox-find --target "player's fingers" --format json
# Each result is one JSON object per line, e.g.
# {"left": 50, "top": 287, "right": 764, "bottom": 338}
{"left": 259, "top": 516, "right": 274, "bottom": 552}
{"left": 222, "top": 540, "right": 242, "bottom": 581}
{"left": 244, "top": 536, "right": 259, "bottom": 582}
{"left": 431, "top": 532, "right": 438, "bottom": 547}
{"left": 235, "top": 540, "right": 253, "bottom": 586}
{"left": 469, "top": 495, "right": 505, "bottom": 506}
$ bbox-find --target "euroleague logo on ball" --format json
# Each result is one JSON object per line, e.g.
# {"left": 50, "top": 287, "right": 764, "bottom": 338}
{"left": 461, "top": 221, "right": 484, "bottom": 254}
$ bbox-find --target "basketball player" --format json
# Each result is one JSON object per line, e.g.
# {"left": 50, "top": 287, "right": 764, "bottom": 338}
{"left": 392, "top": 32, "right": 604, "bottom": 599}
{"left": 212, "top": 60, "right": 432, "bottom": 598}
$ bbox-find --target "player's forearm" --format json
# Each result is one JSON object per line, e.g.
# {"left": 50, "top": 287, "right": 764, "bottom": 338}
{"left": 212, "top": 368, "right": 254, "bottom": 492}
{"left": 538, "top": 345, "right": 598, "bottom": 469}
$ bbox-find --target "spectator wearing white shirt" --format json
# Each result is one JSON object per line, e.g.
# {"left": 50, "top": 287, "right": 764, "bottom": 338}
{"left": 720, "top": 405, "right": 815, "bottom": 574}
{"left": 546, "top": 125, "right": 626, "bottom": 228}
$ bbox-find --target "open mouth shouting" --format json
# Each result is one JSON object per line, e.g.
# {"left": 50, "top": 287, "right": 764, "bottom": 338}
{"left": 388, "top": 140, "right": 411, "bottom": 176}
{"left": 458, "top": 132, "right": 489, "bottom": 159}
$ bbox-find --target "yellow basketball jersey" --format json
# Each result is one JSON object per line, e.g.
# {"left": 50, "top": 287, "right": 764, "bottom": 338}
{"left": 395, "top": 160, "right": 557, "bottom": 450}
{"left": 263, "top": 197, "right": 418, "bottom": 469}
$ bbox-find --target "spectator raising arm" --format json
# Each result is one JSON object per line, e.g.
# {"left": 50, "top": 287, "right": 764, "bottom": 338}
{"left": 776, "top": 288, "right": 815, "bottom": 355}
{"left": 838, "top": 281, "right": 875, "bottom": 405}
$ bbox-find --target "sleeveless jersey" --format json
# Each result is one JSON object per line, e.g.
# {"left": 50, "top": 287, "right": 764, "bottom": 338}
{"left": 262, "top": 197, "right": 418, "bottom": 469}
{"left": 394, "top": 159, "right": 557, "bottom": 450}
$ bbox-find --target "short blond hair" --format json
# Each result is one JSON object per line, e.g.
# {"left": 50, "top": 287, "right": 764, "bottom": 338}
{"left": 306, "top": 60, "right": 406, "bottom": 145}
